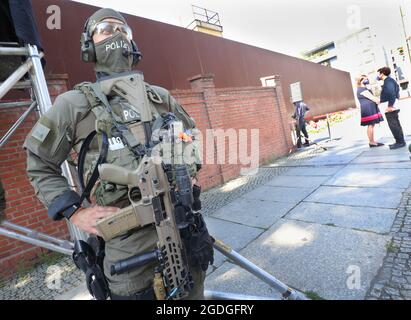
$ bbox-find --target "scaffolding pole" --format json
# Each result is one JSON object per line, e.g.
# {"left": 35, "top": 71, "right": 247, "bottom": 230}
{"left": 0, "top": 44, "right": 88, "bottom": 244}
{"left": 0, "top": 101, "right": 37, "bottom": 147}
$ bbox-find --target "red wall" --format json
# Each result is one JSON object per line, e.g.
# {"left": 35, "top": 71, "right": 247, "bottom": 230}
{"left": 177, "top": 74, "right": 293, "bottom": 190}
{"left": 30, "top": 0, "right": 355, "bottom": 117}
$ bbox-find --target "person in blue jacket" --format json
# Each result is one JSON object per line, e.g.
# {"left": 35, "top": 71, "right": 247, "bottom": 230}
{"left": 378, "top": 67, "right": 406, "bottom": 149}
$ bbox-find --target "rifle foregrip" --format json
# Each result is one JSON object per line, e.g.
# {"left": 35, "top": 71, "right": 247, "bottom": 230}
{"left": 111, "top": 250, "right": 158, "bottom": 275}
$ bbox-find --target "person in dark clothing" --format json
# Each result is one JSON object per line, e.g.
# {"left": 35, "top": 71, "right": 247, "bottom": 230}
{"left": 356, "top": 75, "right": 384, "bottom": 147}
{"left": 292, "top": 100, "right": 310, "bottom": 148}
{"left": 378, "top": 67, "right": 406, "bottom": 149}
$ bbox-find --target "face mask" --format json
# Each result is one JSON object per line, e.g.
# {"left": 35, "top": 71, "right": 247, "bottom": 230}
{"left": 376, "top": 75, "right": 382, "bottom": 81}
{"left": 362, "top": 79, "right": 370, "bottom": 85}
{"left": 94, "top": 32, "right": 134, "bottom": 75}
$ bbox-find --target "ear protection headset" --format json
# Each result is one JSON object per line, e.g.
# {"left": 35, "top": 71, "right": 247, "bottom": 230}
{"left": 80, "top": 17, "right": 142, "bottom": 65}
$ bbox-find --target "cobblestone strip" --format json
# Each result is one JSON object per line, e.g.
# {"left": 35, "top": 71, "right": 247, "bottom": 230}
{"left": 366, "top": 186, "right": 411, "bottom": 300}
{"left": 0, "top": 146, "right": 325, "bottom": 300}
{"left": 0, "top": 256, "right": 84, "bottom": 300}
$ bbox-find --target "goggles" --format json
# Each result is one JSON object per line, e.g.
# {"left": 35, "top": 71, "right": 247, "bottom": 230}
{"left": 91, "top": 21, "right": 133, "bottom": 40}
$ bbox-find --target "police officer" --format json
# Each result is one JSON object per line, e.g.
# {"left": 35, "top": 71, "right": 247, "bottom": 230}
{"left": 24, "top": 8, "right": 213, "bottom": 300}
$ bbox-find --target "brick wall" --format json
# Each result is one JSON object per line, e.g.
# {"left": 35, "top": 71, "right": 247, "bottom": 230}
{"left": 172, "top": 74, "right": 294, "bottom": 190}
{"left": 0, "top": 75, "right": 70, "bottom": 279}
{"left": 0, "top": 73, "right": 293, "bottom": 279}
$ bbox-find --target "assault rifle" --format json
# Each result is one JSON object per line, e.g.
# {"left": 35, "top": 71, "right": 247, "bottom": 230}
{"left": 95, "top": 71, "right": 197, "bottom": 299}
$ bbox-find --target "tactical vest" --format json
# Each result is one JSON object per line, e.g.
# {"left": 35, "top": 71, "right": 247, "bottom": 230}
{"left": 73, "top": 81, "right": 199, "bottom": 207}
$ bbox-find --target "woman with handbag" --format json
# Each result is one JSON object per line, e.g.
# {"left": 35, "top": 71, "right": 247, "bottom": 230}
{"left": 356, "top": 75, "right": 384, "bottom": 147}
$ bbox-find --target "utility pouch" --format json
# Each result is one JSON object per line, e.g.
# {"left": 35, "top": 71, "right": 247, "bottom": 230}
{"left": 72, "top": 237, "right": 110, "bottom": 300}
{"left": 185, "top": 212, "right": 215, "bottom": 272}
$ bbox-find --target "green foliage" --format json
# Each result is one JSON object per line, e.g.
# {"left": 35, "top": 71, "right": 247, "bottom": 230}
{"left": 385, "top": 239, "right": 399, "bottom": 253}
{"left": 307, "top": 111, "right": 355, "bottom": 134}
{"left": 304, "top": 290, "right": 325, "bottom": 300}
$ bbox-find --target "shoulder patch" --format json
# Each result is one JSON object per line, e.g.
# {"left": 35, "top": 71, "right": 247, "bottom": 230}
{"left": 31, "top": 122, "right": 50, "bottom": 143}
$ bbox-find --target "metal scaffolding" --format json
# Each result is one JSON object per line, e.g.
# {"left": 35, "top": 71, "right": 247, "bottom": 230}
{"left": 0, "top": 42, "right": 88, "bottom": 251}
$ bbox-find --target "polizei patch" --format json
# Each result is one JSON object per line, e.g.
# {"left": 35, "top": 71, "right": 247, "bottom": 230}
{"left": 120, "top": 102, "right": 140, "bottom": 122}
{"left": 105, "top": 40, "right": 130, "bottom": 52}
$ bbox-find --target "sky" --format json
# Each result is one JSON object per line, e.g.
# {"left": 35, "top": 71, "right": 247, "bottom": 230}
{"left": 72, "top": 0, "right": 411, "bottom": 58}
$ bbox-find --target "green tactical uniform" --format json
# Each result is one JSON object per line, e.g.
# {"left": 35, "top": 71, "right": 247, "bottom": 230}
{"left": 24, "top": 7, "right": 212, "bottom": 299}
{"left": 24, "top": 82, "right": 205, "bottom": 298}
{"left": 0, "top": 178, "right": 5, "bottom": 222}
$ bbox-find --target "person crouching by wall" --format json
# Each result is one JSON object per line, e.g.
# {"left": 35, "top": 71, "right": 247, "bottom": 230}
{"left": 377, "top": 67, "right": 406, "bottom": 150}
{"left": 292, "top": 100, "right": 310, "bottom": 148}
{"left": 356, "top": 75, "right": 384, "bottom": 148}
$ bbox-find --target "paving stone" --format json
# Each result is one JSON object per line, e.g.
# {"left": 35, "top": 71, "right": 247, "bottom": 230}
{"left": 242, "top": 185, "right": 314, "bottom": 204}
{"left": 324, "top": 168, "right": 411, "bottom": 189}
{"left": 211, "top": 198, "right": 295, "bottom": 229}
{"left": 305, "top": 186, "right": 404, "bottom": 209}
{"left": 301, "top": 153, "right": 360, "bottom": 166}
{"left": 400, "top": 290, "right": 411, "bottom": 297}
{"left": 352, "top": 154, "right": 411, "bottom": 164}
{"left": 265, "top": 175, "right": 330, "bottom": 189}
{"left": 236, "top": 219, "right": 390, "bottom": 300}
{"left": 384, "top": 287, "right": 400, "bottom": 296}
{"left": 279, "top": 166, "right": 343, "bottom": 177}
{"left": 205, "top": 262, "right": 283, "bottom": 299}
{"left": 397, "top": 253, "right": 410, "bottom": 259}
{"left": 205, "top": 216, "right": 263, "bottom": 269}
{"left": 287, "top": 202, "right": 396, "bottom": 234}
{"left": 392, "top": 270, "right": 402, "bottom": 277}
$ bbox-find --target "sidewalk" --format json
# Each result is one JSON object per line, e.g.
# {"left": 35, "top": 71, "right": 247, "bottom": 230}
{"left": 205, "top": 140, "right": 406, "bottom": 299}
{"left": 2, "top": 102, "right": 411, "bottom": 300}
{"left": 205, "top": 101, "right": 411, "bottom": 299}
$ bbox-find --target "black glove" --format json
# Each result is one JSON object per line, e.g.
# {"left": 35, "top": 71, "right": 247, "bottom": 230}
{"left": 186, "top": 213, "right": 214, "bottom": 272}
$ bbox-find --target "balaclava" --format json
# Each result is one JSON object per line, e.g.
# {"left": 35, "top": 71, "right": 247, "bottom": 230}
{"left": 86, "top": 8, "right": 134, "bottom": 76}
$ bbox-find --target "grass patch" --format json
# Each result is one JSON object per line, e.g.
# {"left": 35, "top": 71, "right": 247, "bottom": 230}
{"left": 0, "top": 276, "right": 5, "bottom": 289}
{"left": 12, "top": 251, "right": 66, "bottom": 279}
{"left": 37, "top": 251, "right": 65, "bottom": 266}
{"left": 304, "top": 290, "right": 325, "bottom": 300}
{"left": 262, "top": 153, "right": 281, "bottom": 166}
{"left": 386, "top": 239, "right": 399, "bottom": 253}
{"left": 307, "top": 110, "right": 355, "bottom": 135}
